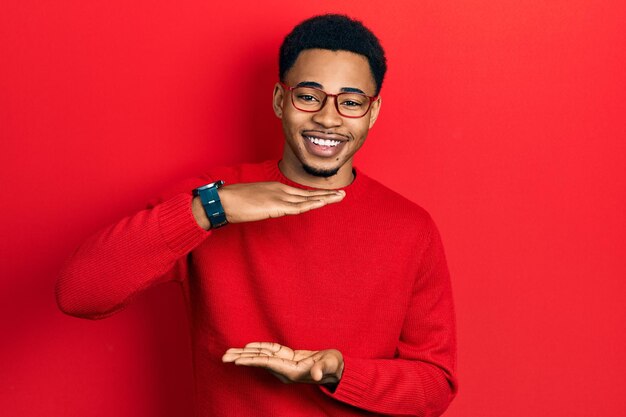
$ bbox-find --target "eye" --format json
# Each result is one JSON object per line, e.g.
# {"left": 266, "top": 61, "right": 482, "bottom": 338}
{"left": 298, "top": 94, "right": 320, "bottom": 103}
{"left": 341, "top": 100, "right": 363, "bottom": 108}
{"left": 338, "top": 93, "right": 367, "bottom": 109}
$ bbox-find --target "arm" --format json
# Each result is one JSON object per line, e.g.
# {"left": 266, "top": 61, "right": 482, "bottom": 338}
{"left": 56, "top": 182, "right": 345, "bottom": 319}
{"left": 56, "top": 192, "right": 207, "bottom": 319}
{"left": 322, "top": 220, "right": 458, "bottom": 416}
{"left": 225, "top": 220, "right": 457, "bottom": 417}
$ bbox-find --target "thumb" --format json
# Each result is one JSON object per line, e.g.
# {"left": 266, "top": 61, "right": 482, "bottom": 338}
{"left": 310, "top": 360, "right": 326, "bottom": 382}
{"left": 311, "top": 353, "right": 341, "bottom": 382}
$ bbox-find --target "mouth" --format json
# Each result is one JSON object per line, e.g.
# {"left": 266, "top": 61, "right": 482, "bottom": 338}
{"left": 305, "top": 136, "right": 342, "bottom": 147}
{"left": 302, "top": 131, "right": 348, "bottom": 158}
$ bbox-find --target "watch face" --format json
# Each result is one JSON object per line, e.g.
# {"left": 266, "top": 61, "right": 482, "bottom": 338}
{"left": 197, "top": 180, "right": 224, "bottom": 191}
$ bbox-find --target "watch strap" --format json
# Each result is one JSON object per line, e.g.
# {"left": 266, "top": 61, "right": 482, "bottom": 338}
{"left": 193, "top": 181, "right": 228, "bottom": 228}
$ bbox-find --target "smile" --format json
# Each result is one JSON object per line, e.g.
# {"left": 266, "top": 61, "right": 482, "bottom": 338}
{"left": 305, "top": 136, "right": 341, "bottom": 147}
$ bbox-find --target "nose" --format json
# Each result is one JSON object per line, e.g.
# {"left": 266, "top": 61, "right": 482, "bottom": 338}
{"left": 311, "top": 96, "right": 342, "bottom": 128}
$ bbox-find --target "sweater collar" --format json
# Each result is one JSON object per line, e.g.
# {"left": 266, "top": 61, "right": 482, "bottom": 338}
{"left": 263, "top": 160, "right": 367, "bottom": 199}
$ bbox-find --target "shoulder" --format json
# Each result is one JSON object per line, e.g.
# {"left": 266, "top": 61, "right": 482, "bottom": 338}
{"left": 357, "top": 170, "right": 432, "bottom": 219}
{"left": 355, "top": 169, "right": 438, "bottom": 235}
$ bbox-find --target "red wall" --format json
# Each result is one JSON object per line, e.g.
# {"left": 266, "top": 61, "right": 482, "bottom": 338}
{"left": 1, "top": 1, "right": 625, "bottom": 415}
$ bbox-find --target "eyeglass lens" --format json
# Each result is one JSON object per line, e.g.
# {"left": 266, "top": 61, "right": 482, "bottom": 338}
{"left": 291, "top": 87, "right": 370, "bottom": 117}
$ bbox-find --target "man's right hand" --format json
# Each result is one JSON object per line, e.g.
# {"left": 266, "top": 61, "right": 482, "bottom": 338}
{"left": 192, "top": 182, "right": 345, "bottom": 230}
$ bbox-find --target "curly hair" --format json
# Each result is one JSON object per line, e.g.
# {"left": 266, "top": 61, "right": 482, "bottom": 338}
{"left": 279, "top": 14, "right": 387, "bottom": 95}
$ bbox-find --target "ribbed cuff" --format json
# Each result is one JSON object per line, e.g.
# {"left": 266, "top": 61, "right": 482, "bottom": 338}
{"left": 158, "top": 192, "right": 211, "bottom": 255}
{"left": 319, "top": 355, "right": 369, "bottom": 403}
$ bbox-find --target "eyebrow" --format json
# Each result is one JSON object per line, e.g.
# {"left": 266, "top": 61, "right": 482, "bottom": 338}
{"left": 295, "top": 81, "right": 367, "bottom": 95}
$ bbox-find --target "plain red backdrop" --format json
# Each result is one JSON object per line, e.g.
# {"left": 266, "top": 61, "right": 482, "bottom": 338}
{"left": 1, "top": 1, "right": 625, "bottom": 416}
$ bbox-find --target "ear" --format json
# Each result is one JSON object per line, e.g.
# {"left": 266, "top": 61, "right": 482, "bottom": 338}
{"left": 368, "top": 96, "right": 382, "bottom": 128}
{"left": 272, "top": 83, "right": 285, "bottom": 118}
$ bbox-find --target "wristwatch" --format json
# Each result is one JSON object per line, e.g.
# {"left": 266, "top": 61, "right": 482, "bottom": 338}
{"left": 192, "top": 180, "right": 228, "bottom": 229}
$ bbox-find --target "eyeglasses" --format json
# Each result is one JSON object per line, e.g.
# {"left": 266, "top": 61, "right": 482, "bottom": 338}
{"left": 280, "top": 82, "right": 379, "bottom": 119}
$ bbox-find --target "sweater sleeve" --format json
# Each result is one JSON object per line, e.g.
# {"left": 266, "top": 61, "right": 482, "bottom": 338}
{"left": 321, "top": 219, "right": 458, "bottom": 417}
{"left": 56, "top": 192, "right": 210, "bottom": 319}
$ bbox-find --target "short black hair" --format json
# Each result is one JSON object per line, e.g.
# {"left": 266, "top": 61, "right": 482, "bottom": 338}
{"left": 279, "top": 14, "right": 387, "bottom": 95}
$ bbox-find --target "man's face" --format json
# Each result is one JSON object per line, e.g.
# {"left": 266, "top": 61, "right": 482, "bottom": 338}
{"left": 273, "top": 49, "right": 381, "bottom": 180}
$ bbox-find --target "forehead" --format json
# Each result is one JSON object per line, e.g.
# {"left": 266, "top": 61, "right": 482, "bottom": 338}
{"left": 285, "top": 49, "right": 376, "bottom": 95}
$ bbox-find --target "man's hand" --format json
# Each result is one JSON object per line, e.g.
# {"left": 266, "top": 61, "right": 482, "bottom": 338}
{"left": 193, "top": 182, "right": 345, "bottom": 229}
{"left": 222, "top": 342, "right": 344, "bottom": 386}
{"left": 220, "top": 182, "right": 345, "bottom": 224}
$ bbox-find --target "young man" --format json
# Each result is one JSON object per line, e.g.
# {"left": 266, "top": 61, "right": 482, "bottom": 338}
{"left": 57, "top": 14, "right": 458, "bottom": 417}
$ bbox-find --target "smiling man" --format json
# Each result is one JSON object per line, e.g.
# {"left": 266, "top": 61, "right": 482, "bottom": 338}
{"left": 57, "top": 14, "right": 457, "bottom": 417}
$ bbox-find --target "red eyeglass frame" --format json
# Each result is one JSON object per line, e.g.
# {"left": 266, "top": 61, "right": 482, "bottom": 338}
{"left": 279, "top": 82, "right": 379, "bottom": 119}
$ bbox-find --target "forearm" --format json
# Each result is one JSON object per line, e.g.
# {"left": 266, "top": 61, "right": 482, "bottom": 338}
{"left": 323, "top": 356, "right": 457, "bottom": 417}
{"left": 56, "top": 192, "right": 209, "bottom": 319}
{"left": 56, "top": 179, "right": 345, "bottom": 319}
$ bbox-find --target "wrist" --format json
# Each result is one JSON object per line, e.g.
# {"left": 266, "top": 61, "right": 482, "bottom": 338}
{"left": 192, "top": 196, "right": 212, "bottom": 230}
{"left": 192, "top": 180, "right": 228, "bottom": 229}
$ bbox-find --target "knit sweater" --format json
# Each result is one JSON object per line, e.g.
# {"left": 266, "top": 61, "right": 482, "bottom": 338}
{"left": 57, "top": 160, "right": 457, "bottom": 417}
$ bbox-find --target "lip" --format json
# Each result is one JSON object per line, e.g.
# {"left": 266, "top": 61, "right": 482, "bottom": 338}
{"left": 302, "top": 130, "right": 349, "bottom": 142}
{"left": 302, "top": 133, "right": 347, "bottom": 158}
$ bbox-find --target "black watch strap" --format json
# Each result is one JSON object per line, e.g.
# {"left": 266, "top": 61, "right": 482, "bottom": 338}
{"left": 192, "top": 180, "right": 228, "bottom": 228}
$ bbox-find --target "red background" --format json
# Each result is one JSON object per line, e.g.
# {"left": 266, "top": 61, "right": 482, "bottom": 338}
{"left": 1, "top": 1, "right": 625, "bottom": 416}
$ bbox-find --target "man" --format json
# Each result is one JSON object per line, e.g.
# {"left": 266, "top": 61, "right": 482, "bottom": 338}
{"left": 57, "top": 14, "right": 457, "bottom": 417}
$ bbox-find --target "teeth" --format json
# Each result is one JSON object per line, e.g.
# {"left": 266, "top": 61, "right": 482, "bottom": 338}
{"left": 306, "top": 136, "right": 341, "bottom": 147}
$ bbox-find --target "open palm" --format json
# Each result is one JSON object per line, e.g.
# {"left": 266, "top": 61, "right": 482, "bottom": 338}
{"left": 223, "top": 342, "right": 344, "bottom": 385}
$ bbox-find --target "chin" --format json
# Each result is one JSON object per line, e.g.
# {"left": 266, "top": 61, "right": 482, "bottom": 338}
{"left": 302, "top": 163, "right": 340, "bottom": 178}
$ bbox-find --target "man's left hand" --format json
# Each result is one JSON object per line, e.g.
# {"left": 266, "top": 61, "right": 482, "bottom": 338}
{"left": 222, "top": 342, "right": 344, "bottom": 385}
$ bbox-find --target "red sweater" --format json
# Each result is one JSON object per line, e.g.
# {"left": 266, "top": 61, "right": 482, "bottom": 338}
{"left": 57, "top": 160, "right": 457, "bottom": 417}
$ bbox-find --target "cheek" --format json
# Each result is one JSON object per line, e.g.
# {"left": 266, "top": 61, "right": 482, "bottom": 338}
{"left": 348, "top": 122, "right": 370, "bottom": 142}
{"left": 282, "top": 109, "right": 307, "bottom": 129}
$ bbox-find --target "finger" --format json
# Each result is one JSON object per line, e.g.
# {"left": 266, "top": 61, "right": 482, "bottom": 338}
{"left": 222, "top": 348, "right": 275, "bottom": 362}
{"left": 280, "top": 192, "right": 342, "bottom": 203}
{"left": 222, "top": 348, "right": 245, "bottom": 362}
{"left": 280, "top": 192, "right": 345, "bottom": 207}
{"left": 222, "top": 352, "right": 238, "bottom": 362}
{"left": 222, "top": 350, "right": 249, "bottom": 363}
{"left": 309, "top": 192, "right": 345, "bottom": 204}
{"left": 230, "top": 352, "right": 273, "bottom": 359}
{"left": 242, "top": 342, "right": 297, "bottom": 359}
{"left": 285, "top": 197, "right": 348, "bottom": 215}
{"left": 283, "top": 187, "right": 346, "bottom": 198}
{"left": 234, "top": 356, "right": 298, "bottom": 374}
{"left": 283, "top": 199, "right": 325, "bottom": 215}
{"left": 301, "top": 192, "right": 345, "bottom": 202}
{"left": 245, "top": 342, "right": 283, "bottom": 352}
{"left": 234, "top": 355, "right": 272, "bottom": 368}
{"left": 228, "top": 347, "right": 276, "bottom": 356}
{"left": 224, "top": 347, "right": 246, "bottom": 354}
{"left": 281, "top": 194, "right": 312, "bottom": 203}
